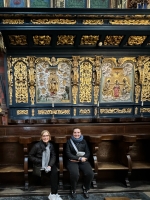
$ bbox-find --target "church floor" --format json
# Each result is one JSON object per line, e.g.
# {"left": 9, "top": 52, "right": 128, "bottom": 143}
{"left": 0, "top": 181, "right": 150, "bottom": 200}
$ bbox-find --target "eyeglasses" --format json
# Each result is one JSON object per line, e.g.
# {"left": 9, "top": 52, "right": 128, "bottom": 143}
{"left": 42, "top": 135, "right": 50, "bottom": 138}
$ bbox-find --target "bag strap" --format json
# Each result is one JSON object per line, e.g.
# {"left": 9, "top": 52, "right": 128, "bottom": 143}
{"left": 70, "top": 139, "right": 79, "bottom": 153}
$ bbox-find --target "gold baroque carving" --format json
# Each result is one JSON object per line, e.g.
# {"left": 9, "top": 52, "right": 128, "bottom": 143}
{"left": 38, "top": 109, "right": 70, "bottom": 115}
{"left": 27, "top": 56, "right": 36, "bottom": 105}
{"left": 109, "top": 20, "right": 150, "bottom": 25}
{"left": 2, "top": 19, "right": 24, "bottom": 24}
{"left": 17, "top": 110, "right": 28, "bottom": 115}
{"left": 9, "top": 35, "right": 27, "bottom": 45}
{"left": 100, "top": 108, "right": 132, "bottom": 114}
{"left": 74, "top": 108, "right": 76, "bottom": 116}
{"left": 79, "top": 61, "right": 92, "bottom": 103}
{"left": 14, "top": 61, "right": 28, "bottom": 103}
{"left": 57, "top": 35, "right": 75, "bottom": 45}
{"left": 135, "top": 107, "right": 138, "bottom": 115}
{"left": 33, "top": 35, "right": 51, "bottom": 45}
{"left": 139, "top": 57, "right": 150, "bottom": 102}
{"left": 140, "top": 108, "right": 150, "bottom": 113}
{"left": 31, "top": 19, "right": 76, "bottom": 24}
{"left": 118, "top": 57, "right": 136, "bottom": 66}
{"left": 104, "top": 36, "right": 123, "bottom": 46}
{"left": 127, "top": 36, "right": 147, "bottom": 46}
{"left": 7, "top": 57, "right": 13, "bottom": 105}
{"left": 72, "top": 86, "right": 78, "bottom": 104}
{"left": 80, "top": 35, "right": 99, "bottom": 45}
{"left": 83, "top": 20, "right": 103, "bottom": 25}
{"left": 79, "top": 109, "right": 91, "bottom": 114}
{"left": 32, "top": 109, "right": 35, "bottom": 116}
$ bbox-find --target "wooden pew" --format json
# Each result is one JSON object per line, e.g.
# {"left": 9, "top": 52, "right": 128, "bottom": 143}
{"left": 90, "top": 134, "right": 136, "bottom": 187}
{"left": 54, "top": 136, "right": 67, "bottom": 189}
{"left": 130, "top": 134, "right": 150, "bottom": 174}
{"left": 0, "top": 136, "right": 32, "bottom": 189}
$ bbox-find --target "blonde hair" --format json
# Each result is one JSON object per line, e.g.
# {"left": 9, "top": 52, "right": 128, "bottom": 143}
{"left": 41, "top": 130, "right": 51, "bottom": 140}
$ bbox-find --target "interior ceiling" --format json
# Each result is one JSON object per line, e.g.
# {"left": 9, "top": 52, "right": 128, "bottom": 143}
{"left": 0, "top": 8, "right": 150, "bottom": 54}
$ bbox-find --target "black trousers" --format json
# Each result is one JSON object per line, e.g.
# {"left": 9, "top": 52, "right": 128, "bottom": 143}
{"left": 67, "top": 160, "right": 94, "bottom": 191}
{"left": 40, "top": 165, "right": 58, "bottom": 194}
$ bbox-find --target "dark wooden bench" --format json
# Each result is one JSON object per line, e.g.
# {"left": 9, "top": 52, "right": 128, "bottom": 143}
{"left": 1, "top": 134, "right": 150, "bottom": 190}
{"left": 0, "top": 136, "right": 32, "bottom": 189}
{"left": 129, "top": 134, "right": 150, "bottom": 175}
{"left": 89, "top": 134, "right": 136, "bottom": 187}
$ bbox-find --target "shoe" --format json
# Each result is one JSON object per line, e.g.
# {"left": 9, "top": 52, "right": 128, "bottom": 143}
{"left": 82, "top": 186, "right": 89, "bottom": 199}
{"left": 56, "top": 194, "right": 63, "bottom": 200}
{"left": 48, "top": 193, "right": 57, "bottom": 200}
{"left": 71, "top": 190, "right": 77, "bottom": 199}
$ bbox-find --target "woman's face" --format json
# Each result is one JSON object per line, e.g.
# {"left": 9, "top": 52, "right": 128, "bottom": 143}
{"left": 73, "top": 128, "right": 81, "bottom": 139}
{"left": 41, "top": 132, "right": 50, "bottom": 143}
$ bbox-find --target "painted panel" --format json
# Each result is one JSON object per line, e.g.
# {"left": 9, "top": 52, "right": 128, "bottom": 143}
{"left": 100, "top": 61, "right": 134, "bottom": 103}
{"left": 7, "top": 0, "right": 27, "bottom": 7}
{"left": 65, "top": 0, "right": 86, "bottom": 8}
{"left": 0, "top": 0, "right": 4, "bottom": 7}
{"left": 36, "top": 59, "right": 71, "bottom": 104}
{"left": 30, "top": 0, "right": 50, "bottom": 8}
{"left": 90, "top": 0, "right": 109, "bottom": 8}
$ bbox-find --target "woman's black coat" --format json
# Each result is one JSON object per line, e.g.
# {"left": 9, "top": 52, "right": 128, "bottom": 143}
{"left": 66, "top": 139, "right": 90, "bottom": 161}
{"left": 29, "top": 140, "right": 56, "bottom": 167}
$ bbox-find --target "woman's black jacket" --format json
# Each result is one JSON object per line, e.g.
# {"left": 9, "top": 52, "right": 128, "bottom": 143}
{"left": 29, "top": 140, "right": 56, "bottom": 167}
{"left": 66, "top": 138, "right": 90, "bottom": 161}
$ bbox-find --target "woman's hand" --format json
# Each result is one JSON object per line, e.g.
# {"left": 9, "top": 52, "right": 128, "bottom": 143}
{"left": 47, "top": 166, "right": 51, "bottom": 170}
{"left": 80, "top": 157, "right": 87, "bottom": 162}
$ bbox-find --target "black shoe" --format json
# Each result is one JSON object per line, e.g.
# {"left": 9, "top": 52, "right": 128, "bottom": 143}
{"left": 71, "top": 190, "right": 77, "bottom": 199}
{"left": 82, "top": 186, "right": 89, "bottom": 199}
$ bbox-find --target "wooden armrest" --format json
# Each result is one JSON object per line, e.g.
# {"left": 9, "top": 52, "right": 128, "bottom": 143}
{"left": 89, "top": 136, "right": 102, "bottom": 143}
{"left": 3, "top": 136, "right": 19, "bottom": 142}
{"left": 54, "top": 136, "right": 67, "bottom": 143}
{"left": 122, "top": 135, "right": 136, "bottom": 143}
{"left": 101, "top": 134, "right": 121, "bottom": 141}
{"left": 19, "top": 137, "right": 32, "bottom": 144}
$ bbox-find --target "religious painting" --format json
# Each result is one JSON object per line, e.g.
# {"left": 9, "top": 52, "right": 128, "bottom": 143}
{"left": 36, "top": 57, "right": 71, "bottom": 104}
{"left": 100, "top": 61, "right": 134, "bottom": 103}
{"left": 30, "top": 0, "right": 50, "bottom": 8}
{"left": 90, "top": 0, "right": 109, "bottom": 8}
{"left": 0, "top": 0, "right": 4, "bottom": 7}
{"left": 7, "top": 0, "right": 27, "bottom": 7}
{"left": 65, "top": 0, "right": 86, "bottom": 8}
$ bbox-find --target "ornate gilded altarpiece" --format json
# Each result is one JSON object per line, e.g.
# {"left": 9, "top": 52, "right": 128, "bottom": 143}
{"left": 6, "top": 55, "right": 150, "bottom": 119}
{"left": 100, "top": 58, "right": 134, "bottom": 103}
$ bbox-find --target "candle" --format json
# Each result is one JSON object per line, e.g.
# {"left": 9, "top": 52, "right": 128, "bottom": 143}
{"left": 97, "top": 101, "right": 99, "bottom": 107}
{"left": 141, "top": 101, "right": 143, "bottom": 106}
{"left": 52, "top": 102, "right": 54, "bottom": 107}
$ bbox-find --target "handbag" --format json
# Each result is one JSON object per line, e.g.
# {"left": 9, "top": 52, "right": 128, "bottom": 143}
{"left": 70, "top": 139, "right": 85, "bottom": 157}
{"left": 33, "top": 165, "right": 43, "bottom": 177}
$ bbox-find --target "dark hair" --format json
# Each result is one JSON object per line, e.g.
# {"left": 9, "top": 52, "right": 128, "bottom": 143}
{"left": 73, "top": 127, "right": 81, "bottom": 132}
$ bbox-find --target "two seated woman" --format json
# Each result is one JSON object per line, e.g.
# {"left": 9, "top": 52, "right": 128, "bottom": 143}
{"left": 29, "top": 128, "right": 93, "bottom": 199}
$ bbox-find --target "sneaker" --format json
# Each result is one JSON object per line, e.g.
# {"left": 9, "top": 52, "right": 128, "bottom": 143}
{"left": 71, "top": 190, "right": 77, "bottom": 199}
{"left": 56, "top": 194, "right": 63, "bottom": 200}
{"left": 82, "top": 186, "right": 89, "bottom": 199}
{"left": 48, "top": 193, "right": 57, "bottom": 200}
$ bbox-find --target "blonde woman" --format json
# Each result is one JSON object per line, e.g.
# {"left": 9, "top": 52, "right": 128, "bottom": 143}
{"left": 29, "top": 130, "right": 62, "bottom": 200}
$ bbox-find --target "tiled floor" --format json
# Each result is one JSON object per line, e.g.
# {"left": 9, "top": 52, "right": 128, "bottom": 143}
{"left": 0, "top": 181, "right": 150, "bottom": 200}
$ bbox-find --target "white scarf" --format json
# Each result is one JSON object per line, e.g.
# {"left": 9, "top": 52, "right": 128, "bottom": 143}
{"left": 42, "top": 143, "right": 51, "bottom": 172}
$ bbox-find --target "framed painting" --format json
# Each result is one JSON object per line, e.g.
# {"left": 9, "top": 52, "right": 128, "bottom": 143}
{"left": 30, "top": 0, "right": 51, "bottom": 8}
{"left": 7, "top": 0, "right": 27, "bottom": 7}
{"left": 65, "top": 0, "right": 86, "bottom": 8}
{"left": 90, "top": 0, "right": 110, "bottom": 8}
{"left": 100, "top": 60, "right": 134, "bottom": 103}
{"left": 36, "top": 57, "right": 71, "bottom": 104}
{"left": 0, "top": 0, "right": 4, "bottom": 7}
